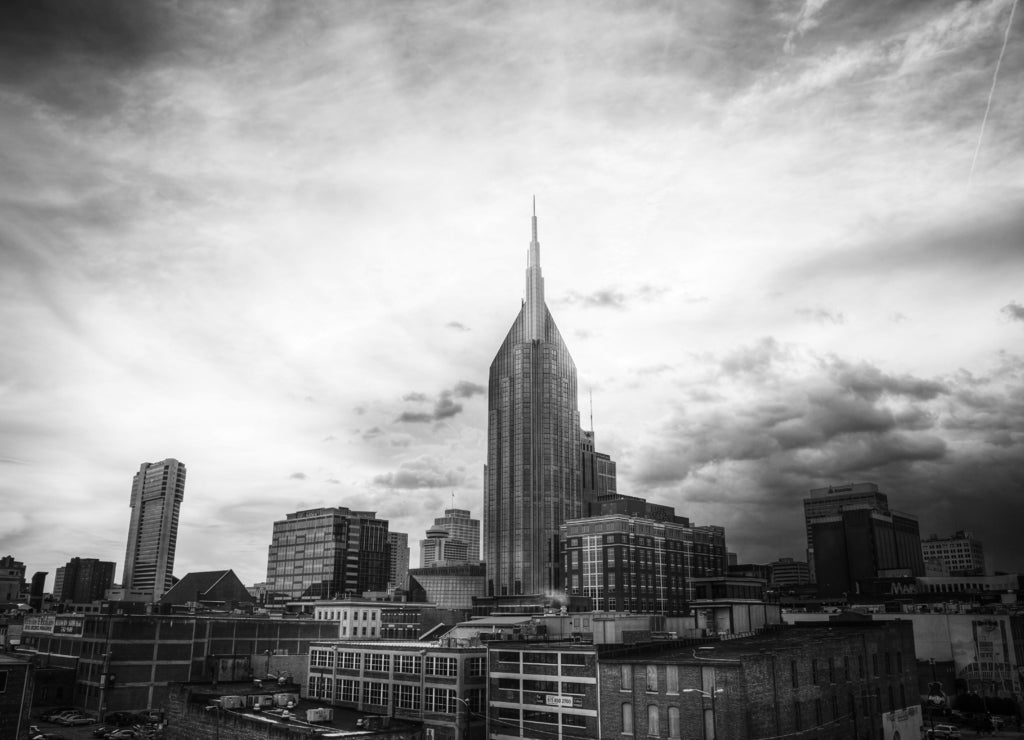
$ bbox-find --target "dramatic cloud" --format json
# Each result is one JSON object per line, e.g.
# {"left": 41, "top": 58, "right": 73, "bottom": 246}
{"left": 2, "top": 0, "right": 1022, "bottom": 581}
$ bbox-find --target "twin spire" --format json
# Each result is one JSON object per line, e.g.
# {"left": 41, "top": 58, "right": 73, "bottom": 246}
{"left": 525, "top": 197, "right": 545, "bottom": 341}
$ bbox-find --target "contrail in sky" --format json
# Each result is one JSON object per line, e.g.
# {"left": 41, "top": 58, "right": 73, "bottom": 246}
{"left": 969, "top": 0, "right": 1018, "bottom": 186}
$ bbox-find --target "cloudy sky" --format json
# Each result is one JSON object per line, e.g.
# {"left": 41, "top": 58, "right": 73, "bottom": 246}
{"left": 2, "top": 0, "right": 1023, "bottom": 589}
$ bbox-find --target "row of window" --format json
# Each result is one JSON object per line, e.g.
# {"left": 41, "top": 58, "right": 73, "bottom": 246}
{"left": 621, "top": 703, "right": 682, "bottom": 739}
{"left": 310, "top": 651, "right": 484, "bottom": 677}
{"left": 495, "top": 651, "right": 589, "bottom": 666}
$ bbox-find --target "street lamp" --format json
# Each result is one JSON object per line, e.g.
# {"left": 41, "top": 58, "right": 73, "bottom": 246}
{"left": 453, "top": 695, "right": 472, "bottom": 740}
{"left": 683, "top": 688, "right": 723, "bottom": 740}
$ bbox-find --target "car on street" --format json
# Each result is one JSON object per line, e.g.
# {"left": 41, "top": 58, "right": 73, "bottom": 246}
{"left": 930, "top": 724, "right": 962, "bottom": 740}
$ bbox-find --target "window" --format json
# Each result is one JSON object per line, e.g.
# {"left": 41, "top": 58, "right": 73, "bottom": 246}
{"left": 396, "top": 654, "right": 421, "bottom": 674}
{"left": 363, "top": 681, "right": 388, "bottom": 706}
{"left": 622, "top": 703, "right": 634, "bottom": 735}
{"left": 338, "top": 679, "right": 358, "bottom": 703}
{"left": 426, "top": 656, "right": 457, "bottom": 677}
{"left": 668, "top": 707, "right": 681, "bottom": 739}
{"left": 367, "top": 653, "right": 390, "bottom": 672}
{"left": 310, "top": 649, "right": 334, "bottom": 668}
{"left": 497, "top": 678, "right": 520, "bottom": 690}
{"left": 811, "top": 659, "right": 818, "bottom": 683}
{"left": 646, "top": 665, "right": 659, "bottom": 692}
{"left": 794, "top": 701, "right": 802, "bottom": 729}
{"left": 872, "top": 654, "right": 879, "bottom": 677}
{"left": 647, "top": 705, "right": 660, "bottom": 737}
{"left": 888, "top": 686, "right": 895, "bottom": 712}
{"left": 828, "top": 657, "right": 835, "bottom": 683}
{"left": 562, "top": 682, "right": 588, "bottom": 696}
{"left": 666, "top": 665, "right": 679, "bottom": 694}
{"left": 562, "top": 653, "right": 588, "bottom": 665}
{"left": 498, "top": 708, "right": 521, "bottom": 721}
{"left": 896, "top": 652, "right": 903, "bottom": 674}
{"left": 497, "top": 651, "right": 519, "bottom": 664}
{"left": 467, "top": 657, "right": 486, "bottom": 677}
{"left": 524, "top": 711, "right": 559, "bottom": 724}
{"left": 524, "top": 652, "right": 558, "bottom": 665}
{"left": 858, "top": 655, "right": 865, "bottom": 678}
{"left": 791, "top": 660, "right": 799, "bottom": 687}
{"left": 396, "top": 684, "right": 420, "bottom": 710}
{"left": 844, "top": 656, "right": 850, "bottom": 681}
{"left": 621, "top": 665, "right": 634, "bottom": 690}
{"left": 884, "top": 652, "right": 892, "bottom": 675}
{"left": 524, "top": 679, "right": 558, "bottom": 692}
{"left": 340, "top": 652, "right": 360, "bottom": 670}
{"left": 563, "top": 714, "right": 587, "bottom": 728}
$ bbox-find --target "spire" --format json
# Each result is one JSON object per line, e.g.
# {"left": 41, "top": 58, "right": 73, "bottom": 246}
{"left": 525, "top": 198, "right": 545, "bottom": 340}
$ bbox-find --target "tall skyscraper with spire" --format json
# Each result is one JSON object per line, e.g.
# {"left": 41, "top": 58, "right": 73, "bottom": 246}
{"left": 485, "top": 204, "right": 582, "bottom": 597}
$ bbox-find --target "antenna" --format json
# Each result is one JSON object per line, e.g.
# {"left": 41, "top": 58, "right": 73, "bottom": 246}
{"left": 589, "top": 389, "right": 594, "bottom": 433}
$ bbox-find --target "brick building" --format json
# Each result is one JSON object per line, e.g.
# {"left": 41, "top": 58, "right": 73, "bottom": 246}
{"left": 0, "top": 653, "right": 34, "bottom": 740}
{"left": 598, "top": 621, "right": 920, "bottom": 740}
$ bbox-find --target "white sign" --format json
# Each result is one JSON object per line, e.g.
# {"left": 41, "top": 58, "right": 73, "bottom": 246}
{"left": 545, "top": 695, "right": 574, "bottom": 707}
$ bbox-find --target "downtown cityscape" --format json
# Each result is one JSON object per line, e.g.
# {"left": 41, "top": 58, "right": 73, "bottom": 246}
{"left": 3, "top": 2, "right": 1024, "bottom": 740}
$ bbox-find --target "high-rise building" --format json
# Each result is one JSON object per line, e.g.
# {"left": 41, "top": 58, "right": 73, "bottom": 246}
{"left": 122, "top": 458, "right": 185, "bottom": 600}
{"left": 769, "top": 557, "right": 811, "bottom": 587}
{"left": 581, "top": 429, "right": 617, "bottom": 511}
{"left": 561, "top": 498, "right": 727, "bottom": 614}
{"left": 265, "top": 507, "right": 389, "bottom": 603}
{"left": 387, "top": 531, "right": 410, "bottom": 591}
{"left": 921, "top": 530, "right": 986, "bottom": 576}
{"left": 803, "top": 482, "right": 890, "bottom": 582}
{"left": 485, "top": 206, "right": 583, "bottom": 598}
{"left": 419, "top": 508, "right": 481, "bottom": 568}
{"left": 810, "top": 504, "right": 925, "bottom": 598}
{"left": 53, "top": 557, "right": 116, "bottom": 604}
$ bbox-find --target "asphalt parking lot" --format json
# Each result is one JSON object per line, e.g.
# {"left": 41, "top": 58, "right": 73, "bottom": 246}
{"left": 30, "top": 718, "right": 160, "bottom": 740}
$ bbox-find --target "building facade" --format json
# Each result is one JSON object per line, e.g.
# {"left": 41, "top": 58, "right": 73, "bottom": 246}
{"left": 426, "top": 508, "right": 481, "bottom": 563}
{"left": 581, "top": 429, "right": 617, "bottom": 507}
{"left": 54, "top": 557, "right": 117, "bottom": 604}
{"left": 408, "top": 563, "right": 487, "bottom": 611}
{"left": 599, "top": 621, "right": 921, "bottom": 740}
{"left": 266, "top": 507, "right": 390, "bottom": 603}
{"left": 561, "top": 511, "right": 727, "bottom": 615}
{"left": 811, "top": 506, "right": 925, "bottom": 598}
{"left": 0, "top": 555, "right": 27, "bottom": 605}
{"left": 488, "top": 642, "right": 599, "bottom": 740}
{"left": 804, "top": 482, "right": 890, "bottom": 582}
{"left": 306, "top": 639, "right": 488, "bottom": 740}
{"left": 921, "top": 530, "right": 986, "bottom": 576}
{"left": 123, "top": 458, "right": 186, "bottom": 600}
{"left": 386, "top": 531, "right": 410, "bottom": 591}
{"left": 485, "top": 207, "right": 583, "bottom": 598}
{"left": 769, "top": 557, "right": 811, "bottom": 587}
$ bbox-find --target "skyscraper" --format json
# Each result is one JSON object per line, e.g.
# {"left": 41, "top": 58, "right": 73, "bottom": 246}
{"left": 122, "top": 458, "right": 185, "bottom": 600}
{"left": 485, "top": 205, "right": 582, "bottom": 597}
{"left": 265, "top": 507, "right": 389, "bottom": 603}
{"left": 387, "top": 531, "right": 410, "bottom": 591}
{"left": 54, "top": 557, "right": 116, "bottom": 604}
{"left": 421, "top": 508, "right": 481, "bottom": 565}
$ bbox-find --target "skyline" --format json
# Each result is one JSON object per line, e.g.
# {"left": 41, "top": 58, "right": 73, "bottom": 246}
{"left": 2, "top": 0, "right": 1023, "bottom": 588}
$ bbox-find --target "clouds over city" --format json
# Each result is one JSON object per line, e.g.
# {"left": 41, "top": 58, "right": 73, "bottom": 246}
{"left": 1, "top": 0, "right": 1023, "bottom": 582}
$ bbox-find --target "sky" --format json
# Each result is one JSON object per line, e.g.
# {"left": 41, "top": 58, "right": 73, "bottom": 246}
{"left": 1, "top": 0, "right": 1023, "bottom": 590}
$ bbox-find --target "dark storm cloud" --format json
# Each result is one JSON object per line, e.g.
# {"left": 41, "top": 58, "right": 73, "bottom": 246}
{"left": 631, "top": 346, "right": 1024, "bottom": 571}
{"left": 372, "top": 457, "right": 465, "bottom": 490}
{"left": 1002, "top": 302, "right": 1024, "bottom": 321}
{"left": 396, "top": 380, "right": 484, "bottom": 423}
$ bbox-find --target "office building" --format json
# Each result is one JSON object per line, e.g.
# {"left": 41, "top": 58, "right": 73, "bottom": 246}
{"left": 0, "top": 555, "right": 26, "bottom": 605}
{"left": 265, "top": 507, "right": 389, "bottom": 603}
{"left": 485, "top": 206, "right": 583, "bottom": 597}
{"left": 122, "top": 458, "right": 186, "bottom": 600}
{"left": 810, "top": 505, "right": 925, "bottom": 598}
{"left": 803, "top": 482, "right": 889, "bottom": 582}
{"left": 428, "top": 508, "right": 481, "bottom": 562}
{"left": 53, "top": 558, "right": 116, "bottom": 605}
{"left": 421, "top": 527, "right": 470, "bottom": 566}
{"left": 408, "top": 563, "right": 487, "bottom": 611}
{"left": 562, "top": 504, "right": 727, "bottom": 615}
{"left": 769, "top": 557, "right": 811, "bottom": 587}
{"left": 386, "top": 531, "right": 409, "bottom": 591}
{"left": 921, "top": 530, "right": 986, "bottom": 576}
{"left": 581, "top": 429, "right": 617, "bottom": 509}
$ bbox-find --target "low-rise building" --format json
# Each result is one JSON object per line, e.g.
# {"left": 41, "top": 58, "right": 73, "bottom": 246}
{"left": 0, "top": 653, "right": 34, "bottom": 740}
{"left": 305, "top": 638, "right": 488, "bottom": 740}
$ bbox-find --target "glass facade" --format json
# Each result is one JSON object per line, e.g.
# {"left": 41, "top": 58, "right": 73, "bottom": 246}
{"left": 485, "top": 212, "right": 582, "bottom": 597}
{"left": 265, "top": 507, "right": 389, "bottom": 603}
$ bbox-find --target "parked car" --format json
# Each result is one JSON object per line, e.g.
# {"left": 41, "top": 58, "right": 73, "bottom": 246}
{"left": 931, "top": 724, "right": 962, "bottom": 740}
{"left": 103, "top": 712, "right": 139, "bottom": 727}
{"left": 57, "top": 713, "right": 97, "bottom": 726}
{"left": 93, "top": 726, "right": 117, "bottom": 738}
{"left": 104, "top": 730, "right": 143, "bottom": 740}
{"left": 39, "top": 708, "right": 77, "bottom": 722}
{"left": 49, "top": 712, "right": 85, "bottom": 725}
{"left": 31, "top": 734, "right": 72, "bottom": 740}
